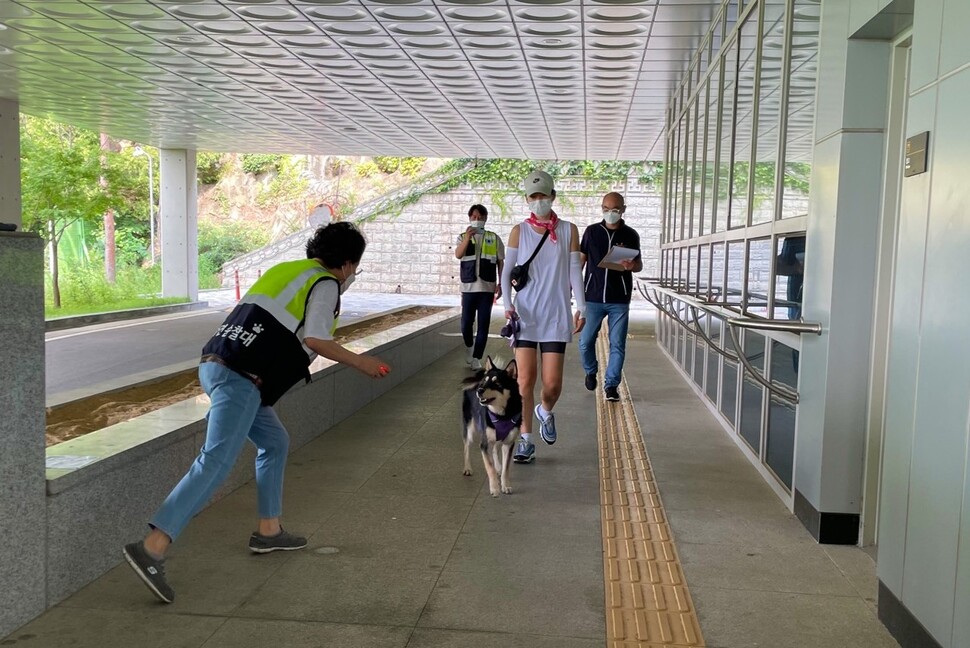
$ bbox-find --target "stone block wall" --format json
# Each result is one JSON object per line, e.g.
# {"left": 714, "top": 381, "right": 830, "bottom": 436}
{"left": 355, "top": 177, "right": 662, "bottom": 296}
{"left": 228, "top": 176, "right": 663, "bottom": 296}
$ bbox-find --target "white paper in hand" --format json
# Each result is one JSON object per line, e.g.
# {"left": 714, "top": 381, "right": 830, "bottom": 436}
{"left": 597, "top": 246, "right": 639, "bottom": 271}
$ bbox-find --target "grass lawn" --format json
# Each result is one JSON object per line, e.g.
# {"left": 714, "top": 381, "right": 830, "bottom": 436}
{"left": 45, "top": 296, "right": 189, "bottom": 319}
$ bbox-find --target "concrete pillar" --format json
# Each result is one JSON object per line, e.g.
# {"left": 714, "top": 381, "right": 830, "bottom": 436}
{"left": 160, "top": 149, "right": 198, "bottom": 300}
{"left": 794, "top": 2, "right": 892, "bottom": 543}
{"left": 0, "top": 99, "right": 46, "bottom": 636}
{"left": 0, "top": 99, "right": 22, "bottom": 230}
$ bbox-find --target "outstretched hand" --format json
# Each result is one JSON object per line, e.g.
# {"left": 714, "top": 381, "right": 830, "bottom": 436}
{"left": 357, "top": 355, "right": 391, "bottom": 379}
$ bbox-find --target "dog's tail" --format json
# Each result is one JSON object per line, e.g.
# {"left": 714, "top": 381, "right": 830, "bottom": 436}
{"left": 461, "top": 370, "right": 485, "bottom": 390}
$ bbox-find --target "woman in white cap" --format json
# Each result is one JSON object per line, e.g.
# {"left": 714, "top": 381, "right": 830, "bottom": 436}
{"left": 500, "top": 170, "right": 586, "bottom": 463}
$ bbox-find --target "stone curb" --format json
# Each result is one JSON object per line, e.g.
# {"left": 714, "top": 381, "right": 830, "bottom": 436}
{"left": 45, "top": 301, "right": 210, "bottom": 332}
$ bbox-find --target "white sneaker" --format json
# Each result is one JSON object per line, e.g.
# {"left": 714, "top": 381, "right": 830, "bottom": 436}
{"left": 464, "top": 346, "right": 473, "bottom": 365}
{"left": 470, "top": 358, "right": 482, "bottom": 371}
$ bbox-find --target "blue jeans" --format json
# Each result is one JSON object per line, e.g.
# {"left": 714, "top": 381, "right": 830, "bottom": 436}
{"left": 578, "top": 302, "right": 630, "bottom": 389}
{"left": 151, "top": 362, "right": 290, "bottom": 541}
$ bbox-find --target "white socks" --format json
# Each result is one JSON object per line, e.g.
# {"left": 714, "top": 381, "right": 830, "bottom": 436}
{"left": 537, "top": 404, "right": 551, "bottom": 420}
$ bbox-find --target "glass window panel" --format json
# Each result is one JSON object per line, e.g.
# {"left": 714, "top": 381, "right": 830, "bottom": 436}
{"left": 711, "top": 242, "right": 726, "bottom": 304}
{"left": 687, "top": 247, "right": 697, "bottom": 294}
{"left": 726, "top": 241, "right": 745, "bottom": 308}
{"left": 752, "top": 0, "right": 787, "bottom": 224}
{"left": 731, "top": 15, "right": 758, "bottom": 229}
{"left": 725, "top": 0, "right": 739, "bottom": 35}
{"left": 683, "top": 329, "right": 694, "bottom": 371}
{"left": 747, "top": 238, "right": 772, "bottom": 317}
{"left": 698, "top": 244, "right": 711, "bottom": 301}
{"left": 698, "top": 37, "right": 709, "bottom": 84}
{"left": 692, "top": 99, "right": 705, "bottom": 237}
{"left": 739, "top": 331, "right": 766, "bottom": 453}
{"left": 716, "top": 39, "right": 738, "bottom": 231}
{"left": 782, "top": 0, "right": 820, "bottom": 219}
{"left": 711, "top": 11, "right": 724, "bottom": 55}
{"left": 773, "top": 234, "right": 805, "bottom": 319}
{"left": 703, "top": 71, "right": 718, "bottom": 236}
{"left": 682, "top": 103, "right": 694, "bottom": 238}
{"left": 767, "top": 396, "right": 795, "bottom": 488}
{"left": 720, "top": 360, "right": 738, "bottom": 426}
{"left": 673, "top": 322, "right": 680, "bottom": 359}
{"left": 693, "top": 337, "right": 705, "bottom": 387}
{"left": 705, "top": 317, "right": 721, "bottom": 403}
{"left": 770, "top": 339, "right": 798, "bottom": 389}
{"left": 767, "top": 339, "right": 798, "bottom": 489}
{"left": 673, "top": 116, "right": 683, "bottom": 241}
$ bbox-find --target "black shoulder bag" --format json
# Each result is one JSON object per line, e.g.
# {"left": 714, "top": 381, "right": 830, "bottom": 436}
{"left": 509, "top": 228, "right": 551, "bottom": 291}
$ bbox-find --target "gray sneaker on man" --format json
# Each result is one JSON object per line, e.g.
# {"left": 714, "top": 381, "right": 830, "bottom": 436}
{"left": 248, "top": 528, "right": 308, "bottom": 554}
{"left": 123, "top": 541, "right": 174, "bottom": 603}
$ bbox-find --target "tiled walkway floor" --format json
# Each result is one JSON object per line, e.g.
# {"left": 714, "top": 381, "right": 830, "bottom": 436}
{"left": 11, "top": 313, "right": 900, "bottom": 647}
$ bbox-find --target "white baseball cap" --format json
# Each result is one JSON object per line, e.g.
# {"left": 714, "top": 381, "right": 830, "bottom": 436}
{"left": 523, "top": 170, "right": 555, "bottom": 197}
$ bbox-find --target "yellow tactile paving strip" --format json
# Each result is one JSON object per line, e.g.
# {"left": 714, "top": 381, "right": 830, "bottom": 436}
{"left": 596, "top": 334, "right": 705, "bottom": 648}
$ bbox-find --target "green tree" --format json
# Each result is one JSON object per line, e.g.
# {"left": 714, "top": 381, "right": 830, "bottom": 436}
{"left": 20, "top": 116, "right": 143, "bottom": 308}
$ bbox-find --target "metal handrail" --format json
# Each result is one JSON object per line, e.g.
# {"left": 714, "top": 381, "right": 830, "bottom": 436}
{"left": 638, "top": 279, "right": 820, "bottom": 404}
{"left": 685, "top": 304, "right": 739, "bottom": 363}
{"left": 727, "top": 317, "right": 822, "bottom": 336}
{"left": 725, "top": 323, "right": 799, "bottom": 403}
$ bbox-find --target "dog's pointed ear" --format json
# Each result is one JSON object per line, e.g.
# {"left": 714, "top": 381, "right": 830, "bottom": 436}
{"left": 484, "top": 356, "right": 496, "bottom": 371}
{"left": 504, "top": 358, "right": 518, "bottom": 379}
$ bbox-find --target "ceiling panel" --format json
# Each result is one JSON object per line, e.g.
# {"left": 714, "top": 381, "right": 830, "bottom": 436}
{"left": 0, "top": 0, "right": 725, "bottom": 160}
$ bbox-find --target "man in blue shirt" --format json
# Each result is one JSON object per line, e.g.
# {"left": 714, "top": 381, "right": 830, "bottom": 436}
{"left": 578, "top": 192, "right": 642, "bottom": 401}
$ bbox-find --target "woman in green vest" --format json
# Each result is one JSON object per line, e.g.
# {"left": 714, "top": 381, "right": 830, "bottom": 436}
{"left": 123, "top": 222, "right": 390, "bottom": 604}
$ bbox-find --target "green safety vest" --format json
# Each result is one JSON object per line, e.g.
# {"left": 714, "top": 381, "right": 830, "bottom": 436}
{"left": 242, "top": 259, "right": 340, "bottom": 336}
{"left": 202, "top": 258, "right": 340, "bottom": 405}
{"left": 459, "top": 231, "right": 500, "bottom": 284}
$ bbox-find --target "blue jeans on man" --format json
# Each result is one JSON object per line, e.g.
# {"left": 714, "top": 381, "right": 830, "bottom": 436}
{"left": 578, "top": 302, "right": 630, "bottom": 389}
{"left": 150, "top": 361, "right": 289, "bottom": 541}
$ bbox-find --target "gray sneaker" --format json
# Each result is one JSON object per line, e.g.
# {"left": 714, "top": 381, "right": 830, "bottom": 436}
{"left": 249, "top": 528, "right": 308, "bottom": 554}
{"left": 535, "top": 405, "right": 557, "bottom": 445}
{"left": 123, "top": 541, "right": 174, "bottom": 604}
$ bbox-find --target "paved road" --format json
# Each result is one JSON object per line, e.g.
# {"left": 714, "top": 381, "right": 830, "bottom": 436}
{"left": 46, "top": 291, "right": 461, "bottom": 406}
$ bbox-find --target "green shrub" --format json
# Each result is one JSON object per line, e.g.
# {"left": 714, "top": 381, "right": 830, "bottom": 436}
{"left": 372, "top": 156, "right": 425, "bottom": 176}
{"left": 241, "top": 153, "right": 283, "bottom": 175}
{"left": 197, "top": 151, "right": 226, "bottom": 185}
{"left": 46, "top": 263, "right": 166, "bottom": 315}
{"left": 197, "top": 220, "right": 271, "bottom": 286}
{"left": 355, "top": 161, "right": 380, "bottom": 177}
{"left": 399, "top": 157, "right": 425, "bottom": 177}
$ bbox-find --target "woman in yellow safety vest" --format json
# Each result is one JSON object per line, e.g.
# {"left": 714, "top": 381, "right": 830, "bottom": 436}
{"left": 122, "top": 222, "right": 390, "bottom": 604}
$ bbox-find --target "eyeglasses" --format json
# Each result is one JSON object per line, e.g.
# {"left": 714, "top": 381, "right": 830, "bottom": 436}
{"left": 354, "top": 267, "right": 364, "bottom": 277}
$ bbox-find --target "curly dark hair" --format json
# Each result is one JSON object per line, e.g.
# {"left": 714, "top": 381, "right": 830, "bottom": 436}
{"left": 305, "top": 222, "right": 366, "bottom": 268}
{"left": 468, "top": 204, "right": 488, "bottom": 218}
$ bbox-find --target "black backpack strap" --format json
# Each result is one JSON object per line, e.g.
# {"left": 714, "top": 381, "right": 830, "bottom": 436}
{"left": 297, "top": 275, "right": 340, "bottom": 333}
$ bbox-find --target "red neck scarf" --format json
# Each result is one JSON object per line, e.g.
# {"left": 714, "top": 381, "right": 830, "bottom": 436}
{"left": 526, "top": 211, "right": 560, "bottom": 243}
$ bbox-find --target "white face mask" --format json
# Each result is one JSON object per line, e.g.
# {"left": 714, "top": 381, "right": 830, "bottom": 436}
{"left": 340, "top": 266, "right": 357, "bottom": 294}
{"left": 529, "top": 198, "right": 553, "bottom": 219}
{"left": 469, "top": 220, "right": 485, "bottom": 230}
{"left": 339, "top": 273, "right": 355, "bottom": 295}
{"left": 603, "top": 209, "right": 623, "bottom": 224}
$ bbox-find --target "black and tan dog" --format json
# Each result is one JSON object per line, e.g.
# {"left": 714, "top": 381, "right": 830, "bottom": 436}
{"left": 461, "top": 357, "right": 522, "bottom": 497}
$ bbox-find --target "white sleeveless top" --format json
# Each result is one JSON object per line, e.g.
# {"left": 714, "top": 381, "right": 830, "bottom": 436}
{"left": 514, "top": 219, "right": 574, "bottom": 344}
